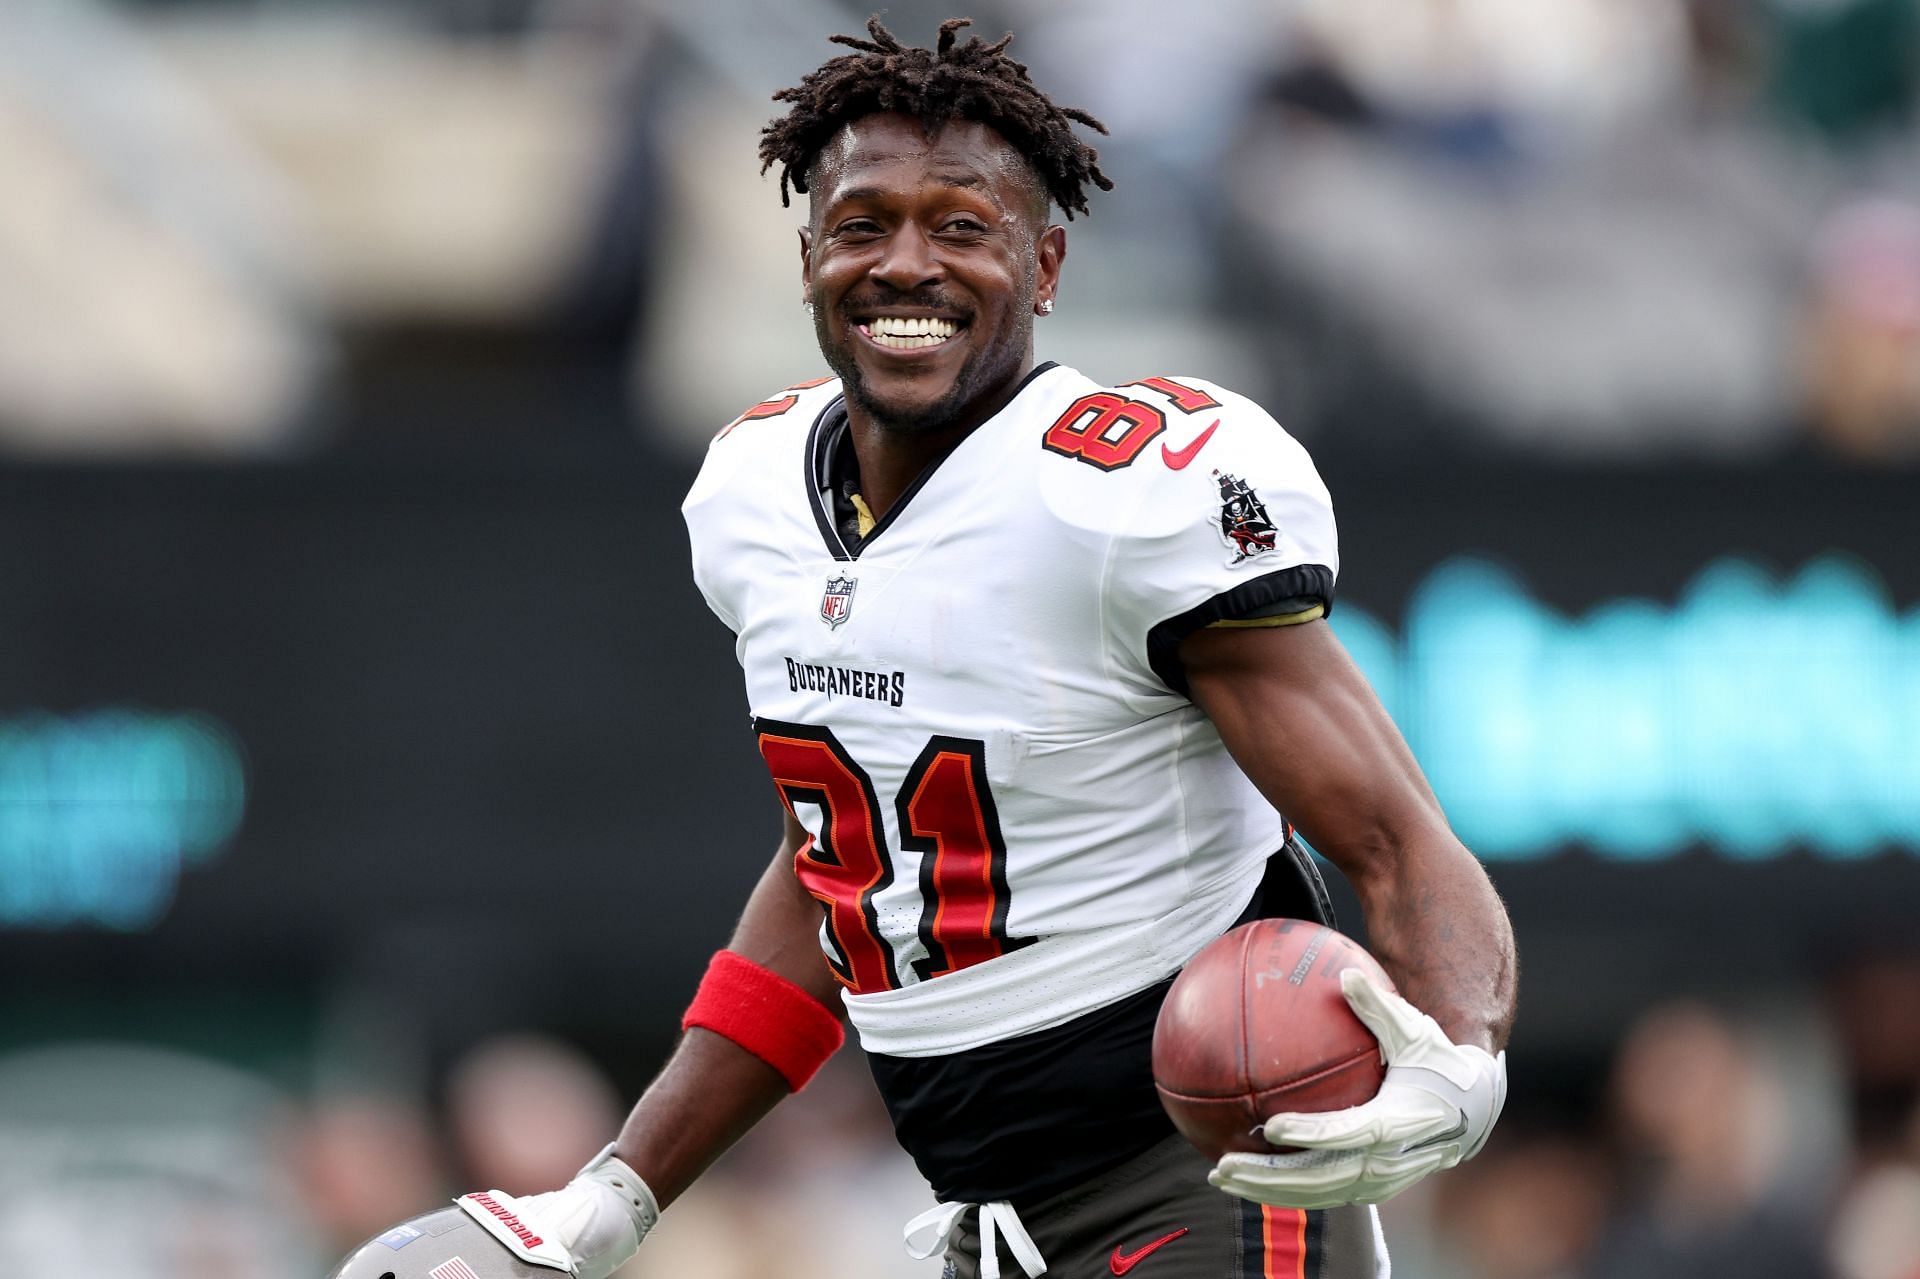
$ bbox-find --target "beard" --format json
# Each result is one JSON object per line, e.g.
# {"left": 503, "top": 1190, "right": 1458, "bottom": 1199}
{"left": 817, "top": 290, "right": 1034, "bottom": 437}
{"left": 835, "top": 347, "right": 990, "bottom": 437}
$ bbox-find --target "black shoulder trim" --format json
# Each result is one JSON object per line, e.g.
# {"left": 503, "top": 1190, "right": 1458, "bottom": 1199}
{"left": 1144, "top": 563, "right": 1335, "bottom": 697}
{"left": 1015, "top": 360, "right": 1061, "bottom": 393}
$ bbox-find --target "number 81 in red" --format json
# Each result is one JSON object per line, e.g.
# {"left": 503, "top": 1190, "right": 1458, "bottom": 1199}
{"left": 756, "top": 720, "right": 1030, "bottom": 994}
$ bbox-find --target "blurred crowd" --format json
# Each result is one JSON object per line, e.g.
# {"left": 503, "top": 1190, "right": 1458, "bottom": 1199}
{"left": 1400, "top": 955, "right": 1920, "bottom": 1279}
{"left": 6, "top": 954, "right": 1920, "bottom": 1279}
{"left": 4, "top": 0, "right": 1920, "bottom": 460}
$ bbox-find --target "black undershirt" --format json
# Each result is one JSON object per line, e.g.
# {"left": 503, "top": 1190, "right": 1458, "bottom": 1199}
{"left": 863, "top": 974, "right": 1177, "bottom": 1210}
{"left": 819, "top": 410, "right": 871, "bottom": 550}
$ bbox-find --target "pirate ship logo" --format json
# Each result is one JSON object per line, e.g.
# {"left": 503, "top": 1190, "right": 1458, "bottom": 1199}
{"left": 1214, "top": 470, "right": 1279, "bottom": 564}
{"left": 820, "top": 574, "right": 858, "bottom": 629}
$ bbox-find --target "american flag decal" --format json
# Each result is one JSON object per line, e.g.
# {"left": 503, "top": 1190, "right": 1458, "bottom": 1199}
{"left": 431, "top": 1259, "right": 482, "bottom": 1279}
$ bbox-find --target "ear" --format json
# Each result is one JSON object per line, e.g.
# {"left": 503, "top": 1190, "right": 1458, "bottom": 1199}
{"left": 1033, "top": 224, "right": 1067, "bottom": 315}
{"left": 798, "top": 226, "right": 814, "bottom": 302}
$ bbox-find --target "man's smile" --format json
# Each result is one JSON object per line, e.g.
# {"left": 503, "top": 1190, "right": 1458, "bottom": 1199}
{"left": 854, "top": 314, "right": 968, "bottom": 352}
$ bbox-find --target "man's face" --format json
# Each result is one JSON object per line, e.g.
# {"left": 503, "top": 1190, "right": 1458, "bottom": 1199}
{"left": 800, "top": 113, "right": 1065, "bottom": 436}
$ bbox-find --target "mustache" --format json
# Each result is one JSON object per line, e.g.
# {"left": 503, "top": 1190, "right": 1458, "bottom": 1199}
{"left": 838, "top": 289, "right": 971, "bottom": 319}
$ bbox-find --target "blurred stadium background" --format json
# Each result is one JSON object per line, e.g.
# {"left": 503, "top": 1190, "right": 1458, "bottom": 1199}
{"left": 5, "top": 0, "right": 1920, "bottom": 1275}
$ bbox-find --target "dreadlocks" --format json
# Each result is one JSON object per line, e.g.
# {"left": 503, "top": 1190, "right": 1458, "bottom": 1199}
{"left": 760, "top": 16, "right": 1113, "bottom": 221}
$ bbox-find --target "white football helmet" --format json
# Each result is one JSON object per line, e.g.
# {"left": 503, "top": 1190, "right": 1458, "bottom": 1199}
{"left": 328, "top": 1206, "right": 559, "bottom": 1279}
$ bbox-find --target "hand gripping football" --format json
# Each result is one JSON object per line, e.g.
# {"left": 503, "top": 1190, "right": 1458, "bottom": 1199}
{"left": 1153, "top": 919, "right": 1391, "bottom": 1161}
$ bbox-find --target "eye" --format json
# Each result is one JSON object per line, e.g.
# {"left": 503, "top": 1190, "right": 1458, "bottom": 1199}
{"left": 941, "top": 216, "right": 988, "bottom": 234}
{"left": 832, "top": 217, "right": 883, "bottom": 237}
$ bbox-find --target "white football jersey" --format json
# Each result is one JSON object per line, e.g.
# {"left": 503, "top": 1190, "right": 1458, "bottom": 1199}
{"left": 682, "top": 363, "right": 1338, "bottom": 1056}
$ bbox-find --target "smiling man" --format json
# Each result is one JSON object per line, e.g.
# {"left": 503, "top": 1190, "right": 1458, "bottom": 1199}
{"left": 798, "top": 108, "right": 1062, "bottom": 480}
{"left": 332, "top": 18, "right": 1517, "bottom": 1279}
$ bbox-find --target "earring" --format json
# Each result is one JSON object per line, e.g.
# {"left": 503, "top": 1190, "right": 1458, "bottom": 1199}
{"left": 1038, "top": 298, "right": 1054, "bottom": 315}
{"left": 803, "top": 299, "right": 816, "bottom": 316}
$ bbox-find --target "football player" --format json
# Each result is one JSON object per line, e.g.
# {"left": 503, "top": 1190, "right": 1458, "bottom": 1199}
{"left": 334, "top": 17, "right": 1515, "bottom": 1279}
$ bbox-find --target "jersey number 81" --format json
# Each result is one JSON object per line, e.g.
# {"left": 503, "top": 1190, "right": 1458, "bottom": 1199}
{"left": 756, "top": 720, "right": 1031, "bottom": 993}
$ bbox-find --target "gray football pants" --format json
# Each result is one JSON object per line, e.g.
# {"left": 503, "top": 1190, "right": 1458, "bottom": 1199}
{"left": 938, "top": 1135, "right": 1386, "bottom": 1279}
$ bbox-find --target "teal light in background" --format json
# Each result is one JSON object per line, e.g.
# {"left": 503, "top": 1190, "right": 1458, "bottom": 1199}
{"left": 1335, "top": 555, "right": 1919, "bottom": 861}
{"left": 0, "top": 711, "right": 246, "bottom": 930}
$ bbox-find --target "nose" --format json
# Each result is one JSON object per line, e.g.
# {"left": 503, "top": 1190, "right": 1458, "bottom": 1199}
{"left": 869, "top": 222, "right": 943, "bottom": 292}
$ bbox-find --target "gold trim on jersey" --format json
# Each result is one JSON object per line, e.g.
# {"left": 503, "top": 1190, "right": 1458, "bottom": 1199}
{"left": 1207, "top": 604, "right": 1326, "bottom": 629}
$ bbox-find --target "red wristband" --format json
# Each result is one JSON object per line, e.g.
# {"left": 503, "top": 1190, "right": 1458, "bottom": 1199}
{"left": 681, "top": 950, "right": 845, "bottom": 1091}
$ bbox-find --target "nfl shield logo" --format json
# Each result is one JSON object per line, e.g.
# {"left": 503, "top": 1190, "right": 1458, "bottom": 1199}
{"left": 820, "top": 574, "right": 858, "bottom": 629}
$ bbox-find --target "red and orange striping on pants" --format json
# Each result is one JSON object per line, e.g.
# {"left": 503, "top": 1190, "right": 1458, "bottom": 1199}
{"left": 1242, "top": 1203, "right": 1321, "bottom": 1279}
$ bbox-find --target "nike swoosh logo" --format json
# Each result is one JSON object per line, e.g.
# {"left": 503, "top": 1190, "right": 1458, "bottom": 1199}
{"left": 1110, "top": 1228, "right": 1190, "bottom": 1275}
{"left": 1160, "top": 419, "right": 1220, "bottom": 469}
{"left": 1406, "top": 1116, "right": 1470, "bottom": 1152}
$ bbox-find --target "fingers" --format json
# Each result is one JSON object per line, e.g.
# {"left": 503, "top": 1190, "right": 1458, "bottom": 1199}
{"left": 1210, "top": 1145, "right": 1450, "bottom": 1209}
{"left": 1210, "top": 1149, "right": 1367, "bottom": 1209}
{"left": 1261, "top": 1095, "right": 1434, "bottom": 1150}
{"left": 1221, "top": 1146, "right": 1361, "bottom": 1176}
{"left": 1338, "top": 968, "right": 1434, "bottom": 1055}
{"left": 1260, "top": 1101, "right": 1379, "bottom": 1149}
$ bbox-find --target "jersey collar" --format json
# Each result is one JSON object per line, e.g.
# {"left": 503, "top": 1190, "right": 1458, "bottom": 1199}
{"left": 804, "top": 361, "right": 1060, "bottom": 561}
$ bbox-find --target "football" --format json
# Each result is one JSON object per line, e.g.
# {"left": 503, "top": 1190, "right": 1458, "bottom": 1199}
{"left": 1153, "top": 918, "right": 1392, "bottom": 1161}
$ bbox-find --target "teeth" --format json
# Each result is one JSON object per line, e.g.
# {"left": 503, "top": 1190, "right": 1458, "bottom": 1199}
{"left": 867, "top": 317, "right": 959, "bottom": 342}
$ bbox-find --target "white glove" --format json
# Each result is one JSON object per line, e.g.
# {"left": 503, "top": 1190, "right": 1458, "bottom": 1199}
{"left": 1209, "top": 968, "right": 1507, "bottom": 1209}
{"left": 455, "top": 1143, "right": 660, "bottom": 1277}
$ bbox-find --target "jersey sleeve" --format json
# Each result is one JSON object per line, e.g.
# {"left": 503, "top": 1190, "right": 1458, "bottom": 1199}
{"left": 684, "top": 385, "right": 812, "bottom": 634}
{"left": 683, "top": 375, "right": 844, "bottom": 637}
{"left": 1101, "top": 384, "right": 1338, "bottom": 698}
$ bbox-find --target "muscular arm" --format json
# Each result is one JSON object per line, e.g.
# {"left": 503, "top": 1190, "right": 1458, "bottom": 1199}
{"left": 612, "top": 812, "right": 839, "bottom": 1206}
{"left": 1182, "top": 620, "right": 1516, "bottom": 1052}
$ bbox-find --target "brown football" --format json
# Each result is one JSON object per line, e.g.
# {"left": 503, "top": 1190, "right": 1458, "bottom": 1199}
{"left": 1153, "top": 918, "right": 1392, "bottom": 1161}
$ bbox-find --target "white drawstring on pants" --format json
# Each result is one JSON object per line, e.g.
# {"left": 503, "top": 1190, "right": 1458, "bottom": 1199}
{"left": 904, "top": 1200, "right": 1048, "bottom": 1278}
